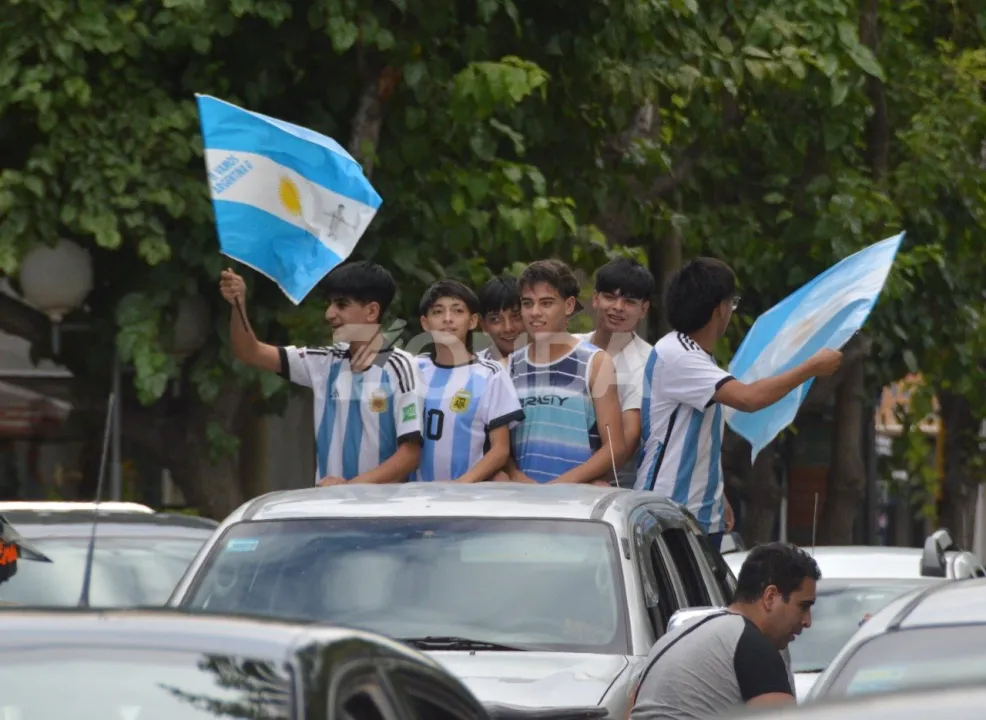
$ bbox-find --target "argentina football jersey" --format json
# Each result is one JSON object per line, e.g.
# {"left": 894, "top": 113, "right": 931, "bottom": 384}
{"left": 508, "top": 341, "right": 603, "bottom": 483}
{"left": 635, "top": 332, "right": 734, "bottom": 533}
{"left": 412, "top": 355, "right": 524, "bottom": 482}
{"left": 279, "top": 344, "right": 423, "bottom": 483}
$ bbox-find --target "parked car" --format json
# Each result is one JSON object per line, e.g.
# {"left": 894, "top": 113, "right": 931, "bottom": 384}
{"left": 0, "top": 608, "right": 489, "bottom": 719}
{"left": 723, "top": 683, "right": 986, "bottom": 720}
{"left": 0, "top": 504, "right": 218, "bottom": 607}
{"left": 721, "top": 528, "right": 984, "bottom": 699}
{"left": 805, "top": 576, "right": 986, "bottom": 702}
{"left": 167, "top": 482, "right": 737, "bottom": 719}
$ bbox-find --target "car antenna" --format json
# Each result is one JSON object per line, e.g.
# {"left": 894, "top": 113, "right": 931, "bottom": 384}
{"left": 78, "top": 391, "right": 116, "bottom": 608}
{"left": 605, "top": 425, "right": 619, "bottom": 486}
{"left": 811, "top": 491, "right": 819, "bottom": 556}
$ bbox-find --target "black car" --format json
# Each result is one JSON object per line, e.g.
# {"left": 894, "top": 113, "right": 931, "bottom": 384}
{"left": 0, "top": 608, "right": 489, "bottom": 720}
{"left": 0, "top": 505, "right": 217, "bottom": 607}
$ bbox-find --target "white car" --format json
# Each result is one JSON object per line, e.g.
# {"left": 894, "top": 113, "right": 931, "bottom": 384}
{"left": 166, "top": 482, "right": 737, "bottom": 718}
{"left": 723, "top": 529, "right": 985, "bottom": 699}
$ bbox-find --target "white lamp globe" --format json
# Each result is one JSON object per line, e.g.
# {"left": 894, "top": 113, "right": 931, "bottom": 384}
{"left": 18, "top": 239, "right": 94, "bottom": 321}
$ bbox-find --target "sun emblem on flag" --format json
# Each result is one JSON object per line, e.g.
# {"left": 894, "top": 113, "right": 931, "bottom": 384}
{"left": 278, "top": 176, "right": 302, "bottom": 216}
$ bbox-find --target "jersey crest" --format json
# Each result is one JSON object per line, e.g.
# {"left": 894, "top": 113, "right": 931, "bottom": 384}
{"left": 449, "top": 389, "right": 472, "bottom": 414}
{"left": 369, "top": 390, "right": 388, "bottom": 413}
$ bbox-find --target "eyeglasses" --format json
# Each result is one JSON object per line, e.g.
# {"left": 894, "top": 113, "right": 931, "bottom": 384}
{"left": 730, "top": 296, "right": 741, "bottom": 310}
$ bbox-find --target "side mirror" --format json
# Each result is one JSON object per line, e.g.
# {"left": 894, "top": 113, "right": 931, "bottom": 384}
{"left": 667, "top": 606, "right": 723, "bottom": 634}
{"left": 920, "top": 528, "right": 955, "bottom": 577}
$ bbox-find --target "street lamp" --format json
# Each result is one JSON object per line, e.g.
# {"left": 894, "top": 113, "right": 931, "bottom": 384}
{"left": 169, "top": 294, "right": 210, "bottom": 362}
{"left": 18, "top": 239, "right": 94, "bottom": 354}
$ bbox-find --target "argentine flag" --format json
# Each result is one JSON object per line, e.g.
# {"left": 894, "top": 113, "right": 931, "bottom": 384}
{"left": 725, "top": 232, "right": 905, "bottom": 460}
{"left": 196, "top": 95, "right": 382, "bottom": 304}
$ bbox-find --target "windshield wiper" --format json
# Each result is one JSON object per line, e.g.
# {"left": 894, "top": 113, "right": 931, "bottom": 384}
{"left": 399, "top": 636, "right": 527, "bottom": 651}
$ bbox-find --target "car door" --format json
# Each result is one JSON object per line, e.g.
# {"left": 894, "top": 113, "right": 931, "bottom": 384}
{"left": 628, "top": 505, "right": 688, "bottom": 642}
{"left": 649, "top": 504, "right": 733, "bottom": 606}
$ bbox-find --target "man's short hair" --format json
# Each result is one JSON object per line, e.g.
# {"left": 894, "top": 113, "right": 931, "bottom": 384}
{"left": 733, "top": 542, "right": 821, "bottom": 603}
{"left": 665, "top": 258, "right": 736, "bottom": 334}
{"left": 478, "top": 275, "right": 520, "bottom": 317}
{"left": 322, "top": 260, "right": 397, "bottom": 316}
{"left": 518, "top": 259, "right": 584, "bottom": 312}
{"left": 595, "top": 257, "right": 656, "bottom": 301}
{"left": 418, "top": 279, "right": 480, "bottom": 317}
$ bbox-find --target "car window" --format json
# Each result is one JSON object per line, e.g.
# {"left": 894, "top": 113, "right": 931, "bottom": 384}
{"left": 0, "top": 536, "right": 206, "bottom": 607}
{"left": 388, "top": 668, "right": 483, "bottom": 720}
{"left": 825, "top": 625, "right": 986, "bottom": 699}
{"left": 630, "top": 508, "right": 680, "bottom": 638}
{"left": 661, "top": 528, "right": 712, "bottom": 606}
{"left": 0, "top": 646, "right": 293, "bottom": 718}
{"left": 691, "top": 531, "right": 735, "bottom": 602}
{"left": 183, "top": 517, "right": 630, "bottom": 655}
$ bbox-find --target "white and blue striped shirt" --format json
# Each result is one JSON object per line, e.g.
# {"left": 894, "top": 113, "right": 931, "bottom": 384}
{"left": 412, "top": 355, "right": 524, "bottom": 482}
{"left": 280, "top": 344, "right": 424, "bottom": 483}
{"left": 635, "top": 332, "right": 735, "bottom": 533}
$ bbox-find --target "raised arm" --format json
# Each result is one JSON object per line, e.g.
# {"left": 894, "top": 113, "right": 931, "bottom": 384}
{"left": 219, "top": 268, "right": 281, "bottom": 373}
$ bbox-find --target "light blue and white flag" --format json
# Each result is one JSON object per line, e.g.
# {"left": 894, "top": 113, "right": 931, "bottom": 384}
{"left": 196, "top": 94, "right": 382, "bottom": 304}
{"left": 725, "top": 232, "right": 905, "bottom": 460}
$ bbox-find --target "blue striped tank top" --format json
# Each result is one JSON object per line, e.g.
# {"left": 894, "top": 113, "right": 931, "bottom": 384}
{"left": 508, "top": 340, "right": 602, "bottom": 483}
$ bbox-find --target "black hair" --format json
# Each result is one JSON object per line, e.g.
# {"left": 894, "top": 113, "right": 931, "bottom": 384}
{"left": 322, "top": 260, "right": 397, "bottom": 317}
{"left": 418, "top": 279, "right": 480, "bottom": 317}
{"left": 518, "top": 259, "right": 580, "bottom": 300}
{"left": 733, "top": 542, "right": 821, "bottom": 603}
{"left": 665, "top": 257, "right": 736, "bottom": 334}
{"left": 478, "top": 275, "right": 520, "bottom": 316}
{"left": 595, "top": 257, "right": 656, "bottom": 300}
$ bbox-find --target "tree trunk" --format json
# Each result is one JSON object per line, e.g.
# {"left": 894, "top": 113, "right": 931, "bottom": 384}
{"left": 818, "top": 337, "right": 870, "bottom": 544}
{"left": 937, "top": 389, "right": 979, "bottom": 549}
{"left": 722, "top": 429, "right": 780, "bottom": 545}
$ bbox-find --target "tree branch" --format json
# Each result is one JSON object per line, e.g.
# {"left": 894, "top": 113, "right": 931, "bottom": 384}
{"left": 348, "top": 65, "right": 401, "bottom": 179}
{"left": 860, "top": 0, "right": 889, "bottom": 179}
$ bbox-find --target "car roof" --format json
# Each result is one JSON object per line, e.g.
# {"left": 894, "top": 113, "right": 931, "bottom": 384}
{"left": 728, "top": 683, "right": 986, "bottom": 719}
{"left": 0, "top": 501, "right": 155, "bottom": 514}
{"left": 236, "top": 482, "right": 687, "bottom": 523}
{"left": 888, "top": 576, "right": 986, "bottom": 628}
{"left": 724, "top": 546, "right": 970, "bottom": 580}
{"left": 0, "top": 510, "right": 218, "bottom": 539}
{"left": 0, "top": 608, "right": 433, "bottom": 666}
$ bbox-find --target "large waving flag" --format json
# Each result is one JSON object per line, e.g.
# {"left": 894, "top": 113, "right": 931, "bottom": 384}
{"left": 196, "top": 95, "right": 382, "bottom": 304}
{"left": 725, "top": 232, "right": 905, "bottom": 460}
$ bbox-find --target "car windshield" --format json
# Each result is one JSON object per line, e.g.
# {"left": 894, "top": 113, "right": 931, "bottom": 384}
{"left": 0, "top": 536, "right": 207, "bottom": 607}
{"left": 825, "top": 625, "right": 986, "bottom": 698}
{"left": 183, "top": 517, "right": 629, "bottom": 654}
{"left": 0, "top": 647, "right": 292, "bottom": 719}
{"left": 790, "top": 579, "right": 930, "bottom": 673}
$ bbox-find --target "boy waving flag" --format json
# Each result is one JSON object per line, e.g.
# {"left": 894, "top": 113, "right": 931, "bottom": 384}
{"left": 220, "top": 261, "right": 423, "bottom": 486}
{"left": 413, "top": 281, "right": 524, "bottom": 483}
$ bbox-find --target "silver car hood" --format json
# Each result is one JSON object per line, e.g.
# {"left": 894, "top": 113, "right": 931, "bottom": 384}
{"left": 427, "top": 651, "right": 629, "bottom": 708}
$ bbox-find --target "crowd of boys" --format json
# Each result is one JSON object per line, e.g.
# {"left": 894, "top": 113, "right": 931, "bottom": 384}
{"left": 219, "top": 256, "right": 841, "bottom": 550}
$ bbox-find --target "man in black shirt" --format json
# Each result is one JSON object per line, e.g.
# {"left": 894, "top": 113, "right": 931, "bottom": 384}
{"left": 630, "top": 542, "right": 819, "bottom": 719}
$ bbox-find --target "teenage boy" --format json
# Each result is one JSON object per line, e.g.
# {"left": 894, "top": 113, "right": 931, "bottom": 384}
{"left": 506, "top": 259, "right": 625, "bottom": 484}
{"left": 219, "top": 261, "right": 423, "bottom": 486}
{"left": 576, "top": 257, "right": 656, "bottom": 487}
{"left": 412, "top": 280, "right": 525, "bottom": 483}
{"left": 476, "top": 275, "right": 524, "bottom": 366}
{"left": 637, "top": 257, "right": 842, "bottom": 549}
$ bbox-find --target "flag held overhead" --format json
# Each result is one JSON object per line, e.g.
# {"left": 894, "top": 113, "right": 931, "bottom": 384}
{"left": 725, "top": 232, "right": 905, "bottom": 461}
{"left": 196, "top": 95, "right": 383, "bottom": 304}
